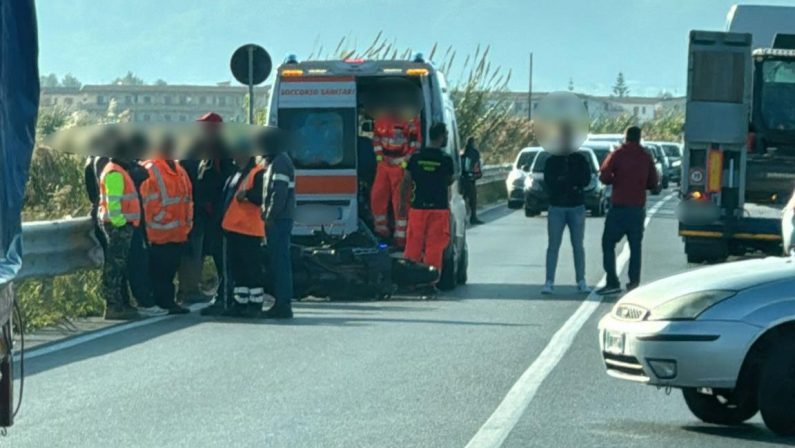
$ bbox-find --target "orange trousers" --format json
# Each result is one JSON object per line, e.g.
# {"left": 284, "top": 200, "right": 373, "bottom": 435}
{"left": 370, "top": 162, "right": 407, "bottom": 247}
{"left": 404, "top": 208, "right": 450, "bottom": 274}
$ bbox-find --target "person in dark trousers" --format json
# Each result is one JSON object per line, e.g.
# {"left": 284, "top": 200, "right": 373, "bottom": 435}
{"left": 261, "top": 131, "right": 296, "bottom": 319}
{"left": 399, "top": 122, "right": 455, "bottom": 293}
{"left": 596, "top": 126, "right": 659, "bottom": 295}
{"left": 460, "top": 137, "right": 484, "bottom": 225}
{"left": 84, "top": 155, "right": 109, "bottom": 251}
{"left": 220, "top": 152, "right": 266, "bottom": 318}
{"left": 357, "top": 135, "right": 377, "bottom": 232}
{"left": 542, "top": 147, "right": 592, "bottom": 295}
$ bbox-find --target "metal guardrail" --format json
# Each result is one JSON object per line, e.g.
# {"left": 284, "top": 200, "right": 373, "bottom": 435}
{"left": 18, "top": 217, "right": 103, "bottom": 280}
{"left": 17, "top": 165, "right": 511, "bottom": 280}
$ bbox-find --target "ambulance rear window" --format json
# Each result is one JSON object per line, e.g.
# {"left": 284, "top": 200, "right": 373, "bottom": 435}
{"left": 279, "top": 108, "right": 357, "bottom": 169}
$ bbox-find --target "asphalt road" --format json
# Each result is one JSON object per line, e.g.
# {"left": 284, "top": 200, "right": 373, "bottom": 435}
{"left": 6, "top": 191, "right": 795, "bottom": 447}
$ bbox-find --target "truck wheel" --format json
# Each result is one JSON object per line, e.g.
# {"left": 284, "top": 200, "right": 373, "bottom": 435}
{"left": 682, "top": 388, "right": 758, "bottom": 425}
{"left": 524, "top": 207, "right": 539, "bottom": 218}
{"left": 456, "top": 243, "right": 468, "bottom": 285}
{"left": 758, "top": 339, "right": 795, "bottom": 436}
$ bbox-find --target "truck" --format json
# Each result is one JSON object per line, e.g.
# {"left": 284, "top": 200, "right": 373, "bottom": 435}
{"left": 267, "top": 54, "right": 469, "bottom": 291}
{"left": 678, "top": 5, "right": 795, "bottom": 263}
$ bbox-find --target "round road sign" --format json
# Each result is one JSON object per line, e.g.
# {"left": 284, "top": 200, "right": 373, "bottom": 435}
{"left": 230, "top": 44, "right": 272, "bottom": 86}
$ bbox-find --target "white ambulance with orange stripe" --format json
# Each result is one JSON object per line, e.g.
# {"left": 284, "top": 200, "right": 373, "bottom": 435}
{"left": 267, "top": 54, "right": 470, "bottom": 289}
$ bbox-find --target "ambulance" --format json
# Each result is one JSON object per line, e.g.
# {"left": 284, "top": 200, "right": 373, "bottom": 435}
{"left": 267, "top": 54, "right": 469, "bottom": 289}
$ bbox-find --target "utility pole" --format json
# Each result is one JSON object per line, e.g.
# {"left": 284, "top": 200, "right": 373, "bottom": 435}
{"left": 528, "top": 52, "right": 534, "bottom": 122}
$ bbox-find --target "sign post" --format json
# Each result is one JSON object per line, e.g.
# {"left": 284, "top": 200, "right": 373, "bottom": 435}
{"left": 230, "top": 44, "right": 272, "bottom": 124}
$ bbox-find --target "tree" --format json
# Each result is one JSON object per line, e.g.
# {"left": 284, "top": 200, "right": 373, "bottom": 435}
{"left": 568, "top": 78, "right": 574, "bottom": 92}
{"left": 612, "top": 72, "right": 630, "bottom": 97}
{"left": 154, "top": 79, "right": 168, "bottom": 86}
{"left": 113, "top": 71, "right": 145, "bottom": 86}
{"left": 61, "top": 73, "right": 82, "bottom": 88}
{"left": 40, "top": 73, "right": 59, "bottom": 88}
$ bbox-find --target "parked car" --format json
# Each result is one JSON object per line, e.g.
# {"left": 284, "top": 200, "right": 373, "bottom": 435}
{"left": 648, "top": 141, "right": 683, "bottom": 184}
{"left": 506, "top": 147, "right": 543, "bottom": 209}
{"left": 524, "top": 147, "right": 606, "bottom": 217}
{"left": 598, "top": 254, "right": 795, "bottom": 436}
{"left": 582, "top": 141, "right": 617, "bottom": 168}
{"left": 644, "top": 143, "right": 670, "bottom": 189}
{"left": 586, "top": 133, "right": 625, "bottom": 146}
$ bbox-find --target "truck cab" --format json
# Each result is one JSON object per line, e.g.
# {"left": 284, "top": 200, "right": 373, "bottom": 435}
{"left": 267, "top": 55, "right": 469, "bottom": 289}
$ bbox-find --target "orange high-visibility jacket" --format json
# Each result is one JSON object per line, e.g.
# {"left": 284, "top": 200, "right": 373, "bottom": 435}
{"left": 98, "top": 161, "right": 141, "bottom": 227}
{"left": 140, "top": 159, "right": 193, "bottom": 244}
{"left": 222, "top": 164, "right": 265, "bottom": 237}
{"left": 372, "top": 115, "right": 421, "bottom": 164}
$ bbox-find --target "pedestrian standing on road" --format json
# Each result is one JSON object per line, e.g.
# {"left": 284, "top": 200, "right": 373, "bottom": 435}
{"left": 98, "top": 140, "right": 163, "bottom": 320}
{"left": 461, "top": 137, "right": 484, "bottom": 225}
{"left": 399, "top": 122, "right": 455, "bottom": 290}
{"left": 596, "top": 126, "right": 659, "bottom": 295}
{"left": 541, "top": 142, "right": 592, "bottom": 295}
{"left": 221, "top": 148, "right": 266, "bottom": 318}
{"left": 139, "top": 137, "right": 193, "bottom": 314}
{"left": 261, "top": 130, "right": 296, "bottom": 319}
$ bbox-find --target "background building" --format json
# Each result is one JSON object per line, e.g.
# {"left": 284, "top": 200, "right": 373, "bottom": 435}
{"left": 41, "top": 83, "right": 270, "bottom": 123}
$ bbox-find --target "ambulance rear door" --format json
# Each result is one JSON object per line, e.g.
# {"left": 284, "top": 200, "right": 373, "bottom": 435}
{"left": 276, "top": 75, "right": 359, "bottom": 236}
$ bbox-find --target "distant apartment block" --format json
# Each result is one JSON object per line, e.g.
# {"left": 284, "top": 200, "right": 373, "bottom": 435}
{"left": 40, "top": 84, "right": 270, "bottom": 123}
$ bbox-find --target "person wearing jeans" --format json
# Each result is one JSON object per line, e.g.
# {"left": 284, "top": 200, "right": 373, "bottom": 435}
{"left": 596, "top": 126, "right": 659, "bottom": 295}
{"left": 541, "top": 149, "right": 592, "bottom": 294}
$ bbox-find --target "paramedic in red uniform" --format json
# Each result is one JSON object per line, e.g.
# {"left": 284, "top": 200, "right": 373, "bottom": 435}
{"left": 399, "top": 122, "right": 454, "bottom": 278}
{"left": 370, "top": 113, "right": 421, "bottom": 248}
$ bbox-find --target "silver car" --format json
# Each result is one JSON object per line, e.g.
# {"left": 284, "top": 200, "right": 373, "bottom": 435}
{"left": 506, "top": 147, "right": 542, "bottom": 209}
{"left": 598, "top": 256, "right": 795, "bottom": 436}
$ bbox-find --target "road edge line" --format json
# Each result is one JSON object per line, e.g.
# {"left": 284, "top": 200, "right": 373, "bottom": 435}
{"left": 464, "top": 192, "right": 675, "bottom": 448}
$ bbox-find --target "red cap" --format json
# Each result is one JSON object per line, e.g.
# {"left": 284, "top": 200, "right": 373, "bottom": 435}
{"left": 196, "top": 112, "right": 223, "bottom": 123}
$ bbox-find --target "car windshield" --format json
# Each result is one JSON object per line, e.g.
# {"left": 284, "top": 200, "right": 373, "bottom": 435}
{"left": 662, "top": 144, "right": 680, "bottom": 158}
{"left": 760, "top": 59, "right": 795, "bottom": 131}
{"left": 515, "top": 150, "right": 538, "bottom": 169}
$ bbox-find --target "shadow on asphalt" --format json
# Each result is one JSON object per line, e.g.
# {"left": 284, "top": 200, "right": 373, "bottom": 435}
{"left": 445, "top": 283, "right": 593, "bottom": 302}
{"left": 682, "top": 424, "right": 795, "bottom": 446}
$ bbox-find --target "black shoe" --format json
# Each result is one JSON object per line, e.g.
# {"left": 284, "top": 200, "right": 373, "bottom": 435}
{"left": 199, "top": 299, "right": 225, "bottom": 316}
{"left": 470, "top": 218, "right": 485, "bottom": 225}
{"left": 105, "top": 304, "right": 141, "bottom": 320}
{"left": 221, "top": 303, "right": 248, "bottom": 318}
{"left": 626, "top": 283, "right": 639, "bottom": 292}
{"left": 595, "top": 284, "right": 622, "bottom": 296}
{"left": 416, "top": 285, "right": 439, "bottom": 299}
{"left": 247, "top": 302, "right": 264, "bottom": 318}
{"left": 163, "top": 303, "right": 190, "bottom": 315}
{"left": 262, "top": 305, "right": 293, "bottom": 319}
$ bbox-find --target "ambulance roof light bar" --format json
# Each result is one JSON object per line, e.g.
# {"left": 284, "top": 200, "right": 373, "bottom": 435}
{"left": 413, "top": 52, "right": 425, "bottom": 63}
{"left": 284, "top": 54, "right": 299, "bottom": 65}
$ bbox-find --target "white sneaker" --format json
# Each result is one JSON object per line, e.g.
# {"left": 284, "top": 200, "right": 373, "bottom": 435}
{"left": 577, "top": 281, "right": 591, "bottom": 294}
{"left": 137, "top": 306, "right": 168, "bottom": 317}
{"left": 541, "top": 282, "right": 554, "bottom": 295}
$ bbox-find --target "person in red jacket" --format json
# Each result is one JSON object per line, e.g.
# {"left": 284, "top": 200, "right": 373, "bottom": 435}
{"left": 370, "top": 111, "right": 421, "bottom": 248}
{"left": 596, "top": 126, "right": 659, "bottom": 295}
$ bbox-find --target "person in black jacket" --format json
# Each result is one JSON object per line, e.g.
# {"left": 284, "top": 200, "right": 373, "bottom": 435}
{"left": 542, "top": 147, "right": 592, "bottom": 295}
{"left": 461, "top": 137, "right": 484, "bottom": 225}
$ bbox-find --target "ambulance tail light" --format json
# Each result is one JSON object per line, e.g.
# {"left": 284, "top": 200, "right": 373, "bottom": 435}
{"left": 406, "top": 68, "right": 429, "bottom": 76}
{"left": 746, "top": 132, "right": 756, "bottom": 153}
{"left": 281, "top": 69, "right": 304, "bottom": 77}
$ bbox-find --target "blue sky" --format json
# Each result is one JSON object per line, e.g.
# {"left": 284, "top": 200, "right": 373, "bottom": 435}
{"left": 36, "top": 0, "right": 795, "bottom": 96}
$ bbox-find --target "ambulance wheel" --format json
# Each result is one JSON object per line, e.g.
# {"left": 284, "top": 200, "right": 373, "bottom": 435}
{"left": 457, "top": 244, "right": 468, "bottom": 285}
{"left": 437, "top": 246, "right": 457, "bottom": 292}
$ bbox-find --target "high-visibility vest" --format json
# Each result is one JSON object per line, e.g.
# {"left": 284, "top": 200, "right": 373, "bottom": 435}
{"left": 98, "top": 162, "right": 141, "bottom": 227}
{"left": 140, "top": 159, "right": 193, "bottom": 244}
{"left": 222, "top": 164, "right": 265, "bottom": 237}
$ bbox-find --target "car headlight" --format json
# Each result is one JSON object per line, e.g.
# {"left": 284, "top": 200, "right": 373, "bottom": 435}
{"left": 646, "top": 290, "right": 736, "bottom": 321}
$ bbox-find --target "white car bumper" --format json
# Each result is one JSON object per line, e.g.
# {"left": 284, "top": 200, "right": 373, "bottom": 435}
{"left": 597, "top": 314, "right": 762, "bottom": 389}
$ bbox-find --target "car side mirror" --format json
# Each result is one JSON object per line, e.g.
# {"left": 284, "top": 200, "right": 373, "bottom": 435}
{"left": 521, "top": 164, "right": 530, "bottom": 172}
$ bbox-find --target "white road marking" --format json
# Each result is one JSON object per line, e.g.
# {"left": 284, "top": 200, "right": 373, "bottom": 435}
{"left": 16, "top": 303, "right": 207, "bottom": 361}
{"left": 465, "top": 193, "right": 676, "bottom": 448}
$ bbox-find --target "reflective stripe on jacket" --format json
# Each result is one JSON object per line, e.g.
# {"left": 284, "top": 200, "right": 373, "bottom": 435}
{"left": 140, "top": 159, "right": 193, "bottom": 244}
{"left": 222, "top": 164, "right": 266, "bottom": 237}
{"left": 98, "top": 161, "right": 141, "bottom": 227}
